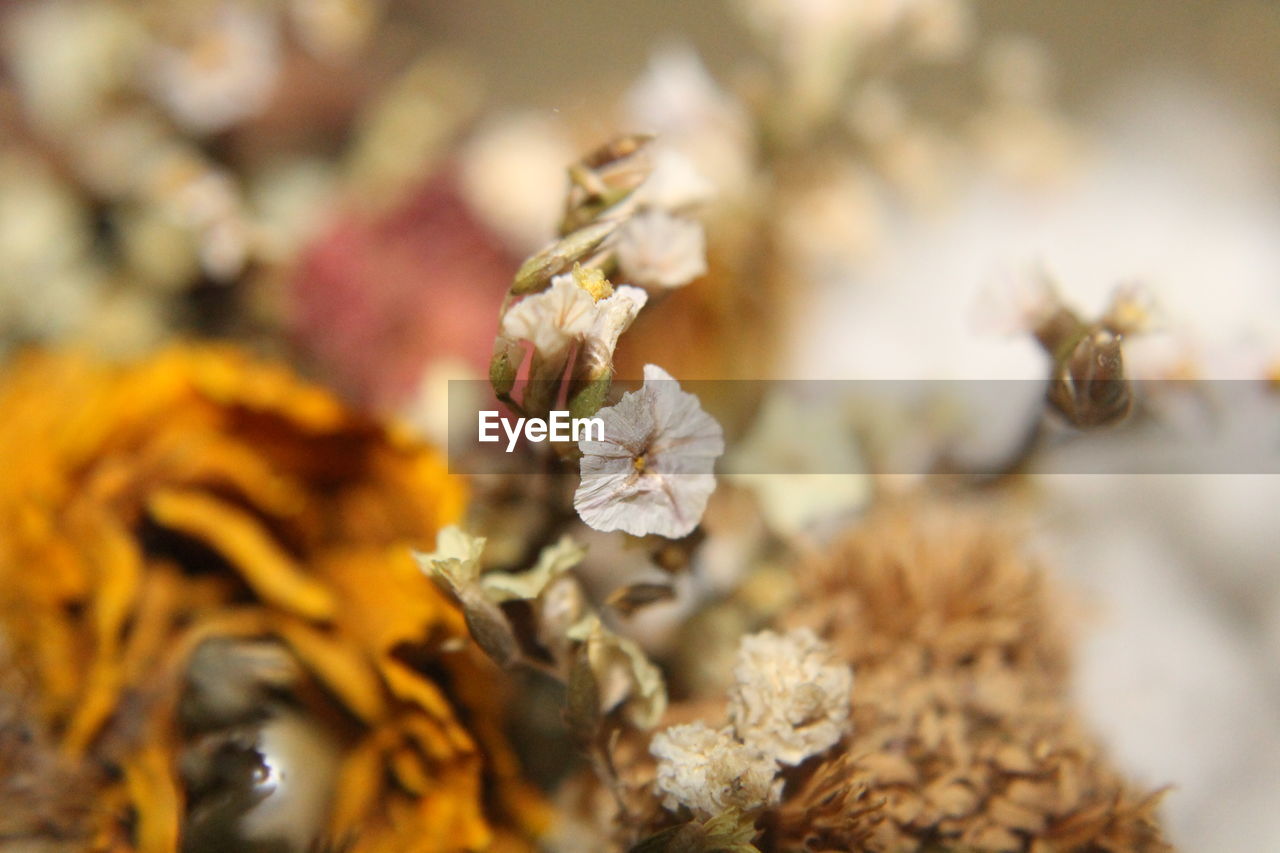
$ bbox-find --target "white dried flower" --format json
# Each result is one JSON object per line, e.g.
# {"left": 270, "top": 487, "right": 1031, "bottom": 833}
{"left": 580, "top": 284, "right": 649, "bottom": 376}
{"left": 650, "top": 722, "right": 780, "bottom": 817}
{"left": 3, "top": 0, "right": 142, "bottom": 132}
{"left": 635, "top": 147, "right": 716, "bottom": 212}
{"left": 289, "top": 0, "right": 382, "bottom": 60}
{"left": 145, "top": 149, "right": 252, "bottom": 279}
{"left": 459, "top": 112, "right": 574, "bottom": 252}
{"left": 501, "top": 274, "right": 648, "bottom": 361}
{"left": 626, "top": 45, "right": 737, "bottom": 138}
{"left": 413, "top": 525, "right": 485, "bottom": 594}
{"left": 480, "top": 535, "right": 586, "bottom": 603}
{"left": 726, "top": 392, "right": 869, "bottom": 536}
{"left": 148, "top": 4, "right": 281, "bottom": 134}
{"left": 575, "top": 364, "right": 724, "bottom": 539}
{"left": 728, "top": 628, "right": 853, "bottom": 765}
{"left": 615, "top": 210, "right": 708, "bottom": 290}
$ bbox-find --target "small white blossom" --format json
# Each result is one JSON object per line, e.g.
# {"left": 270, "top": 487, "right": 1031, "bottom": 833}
{"left": 728, "top": 628, "right": 853, "bottom": 766}
{"left": 635, "top": 147, "right": 716, "bottom": 212}
{"left": 575, "top": 364, "right": 724, "bottom": 539}
{"left": 289, "top": 0, "right": 381, "bottom": 60}
{"left": 650, "top": 722, "right": 780, "bottom": 817}
{"left": 460, "top": 112, "right": 574, "bottom": 253}
{"left": 501, "top": 274, "right": 648, "bottom": 360}
{"left": 615, "top": 210, "right": 708, "bottom": 290}
{"left": 626, "top": 46, "right": 737, "bottom": 138}
{"left": 148, "top": 4, "right": 281, "bottom": 134}
{"left": 726, "top": 392, "right": 870, "bottom": 536}
{"left": 4, "top": 0, "right": 143, "bottom": 132}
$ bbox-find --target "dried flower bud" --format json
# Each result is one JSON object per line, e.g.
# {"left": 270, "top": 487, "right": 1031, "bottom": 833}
{"left": 1047, "top": 328, "right": 1131, "bottom": 429}
{"left": 562, "top": 134, "right": 654, "bottom": 234}
{"left": 606, "top": 582, "right": 677, "bottom": 617}
{"left": 629, "top": 809, "right": 760, "bottom": 853}
{"left": 512, "top": 221, "right": 618, "bottom": 294}
{"left": 489, "top": 334, "right": 524, "bottom": 397}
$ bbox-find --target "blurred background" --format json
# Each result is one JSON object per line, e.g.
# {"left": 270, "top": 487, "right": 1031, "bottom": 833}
{"left": 1, "top": 1, "right": 1278, "bottom": 850}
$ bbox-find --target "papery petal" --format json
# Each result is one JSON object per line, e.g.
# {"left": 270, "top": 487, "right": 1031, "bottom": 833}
{"left": 501, "top": 276, "right": 597, "bottom": 355}
{"left": 615, "top": 210, "right": 708, "bottom": 289}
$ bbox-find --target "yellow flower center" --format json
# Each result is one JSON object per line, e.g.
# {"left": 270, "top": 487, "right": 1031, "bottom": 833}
{"left": 572, "top": 264, "right": 613, "bottom": 302}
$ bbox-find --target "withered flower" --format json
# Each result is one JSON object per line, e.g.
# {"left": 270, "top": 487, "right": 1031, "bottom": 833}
{"left": 0, "top": 345, "right": 546, "bottom": 851}
{"left": 650, "top": 722, "right": 779, "bottom": 818}
{"left": 773, "top": 502, "right": 1171, "bottom": 852}
{"left": 610, "top": 502, "right": 1171, "bottom": 853}
{"left": 575, "top": 364, "right": 724, "bottom": 539}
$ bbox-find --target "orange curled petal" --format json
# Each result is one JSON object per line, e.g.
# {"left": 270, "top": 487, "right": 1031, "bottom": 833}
{"left": 390, "top": 743, "right": 433, "bottom": 795}
{"left": 186, "top": 348, "right": 350, "bottom": 432}
{"left": 330, "top": 733, "right": 390, "bottom": 845}
{"left": 62, "top": 509, "right": 145, "bottom": 754}
{"left": 119, "top": 565, "right": 183, "bottom": 684}
{"left": 146, "top": 489, "right": 336, "bottom": 621}
{"left": 399, "top": 712, "right": 461, "bottom": 764}
{"left": 138, "top": 425, "right": 309, "bottom": 520}
{"left": 276, "top": 618, "right": 388, "bottom": 723}
{"left": 122, "top": 744, "right": 181, "bottom": 853}
{"left": 380, "top": 658, "right": 470, "bottom": 744}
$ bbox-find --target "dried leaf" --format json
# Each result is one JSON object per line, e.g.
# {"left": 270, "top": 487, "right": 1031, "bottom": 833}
{"left": 481, "top": 535, "right": 586, "bottom": 603}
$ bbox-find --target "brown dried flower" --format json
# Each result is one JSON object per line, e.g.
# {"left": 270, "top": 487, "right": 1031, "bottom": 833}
{"left": 768, "top": 501, "right": 1172, "bottom": 852}
{"left": 608, "top": 501, "right": 1171, "bottom": 853}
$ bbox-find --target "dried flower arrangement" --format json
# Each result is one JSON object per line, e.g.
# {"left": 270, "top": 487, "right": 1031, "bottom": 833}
{"left": 1, "top": 0, "right": 1275, "bottom": 851}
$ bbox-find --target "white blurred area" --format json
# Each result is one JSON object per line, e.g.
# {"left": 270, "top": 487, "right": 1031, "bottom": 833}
{"left": 786, "top": 75, "right": 1280, "bottom": 851}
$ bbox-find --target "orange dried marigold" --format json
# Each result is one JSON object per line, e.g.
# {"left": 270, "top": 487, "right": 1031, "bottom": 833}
{"left": 0, "top": 345, "right": 546, "bottom": 852}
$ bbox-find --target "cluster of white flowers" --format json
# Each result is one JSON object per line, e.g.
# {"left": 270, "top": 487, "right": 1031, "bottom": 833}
{"left": 574, "top": 364, "right": 724, "bottom": 539}
{"left": 728, "top": 628, "right": 854, "bottom": 765}
{"left": 650, "top": 628, "right": 853, "bottom": 817}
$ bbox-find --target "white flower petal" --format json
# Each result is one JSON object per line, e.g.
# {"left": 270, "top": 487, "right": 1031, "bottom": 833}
{"left": 501, "top": 275, "right": 597, "bottom": 356}
{"left": 480, "top": 535, "right": 586, "bottom": 603}
{"left": 636, "top": 146, "right": 716, "bottom": 211}
{"left": 616, "top": 210, "right": 708, "bottom": 289}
